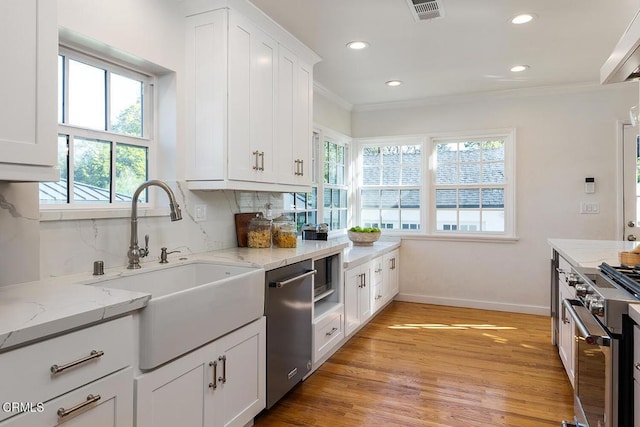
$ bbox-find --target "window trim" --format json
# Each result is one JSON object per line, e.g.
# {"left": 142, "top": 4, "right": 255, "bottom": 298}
{"left": 354, "top": 128, "right": 517, "bottom": 239}
{"left": 41, "top": 46, "right": 158, "bottom": 214}
{"left": 428, "top": 128, "right": 516, "bottom": 238}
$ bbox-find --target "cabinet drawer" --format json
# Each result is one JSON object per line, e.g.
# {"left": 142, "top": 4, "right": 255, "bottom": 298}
{"left": 0, "top": 316, "right": 133, "bottom": 421}
{"left": 314, "top": 310, "right": 343, "bottom": 363}
{"left": 0, "top": 367, "right": 133, "bottom": 427}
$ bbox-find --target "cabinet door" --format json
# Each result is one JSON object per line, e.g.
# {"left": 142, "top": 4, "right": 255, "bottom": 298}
{"left": 276, "top": 45, "right": 297, "bottom": 185}
{"left": 0, "top": 368, "right": 133, "bottom": 427}
{"left": 228, "top": 12, "right": 277, "bottom": 183}
{"left": 558, "top": 282, "right": 575, "bottom": 387}
{"left": 0, "top": 0, "right": 58, "bottom": 180}
{"left": 358, "top": 266, "right": 372, "bottom": 323}
{"left": 370, "top": 257, "right": 384, "bottom": 313}
{"left": 293, "top": 60, "right": 313, "bottom": 185}
{"left": 135, "top": 343, "right": 212, "bottom": 427}
{"left": 213, "top": 317, "right": 265, "bottom": 427}
{"left": 344, "top": 267, "right": 361, "bottom": 336}
{"left": 383, "top": 250, "right": 400, "bottom": 301}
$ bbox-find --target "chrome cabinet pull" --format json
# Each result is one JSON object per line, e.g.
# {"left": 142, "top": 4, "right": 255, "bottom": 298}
{"left": 326, "top": 327, "right": 338, "bottom": 336}
{"left": 270, "top": 269, "right": 317, "bottom": 288}
{"left": 259, "top": 152, "right": 265, "bottom": 171}
{"left": 299, "top": 159, "right": 304, "bottom": 176}
{"left": 635, "top": 362, "right": 640, "bottom": 371}
{"left": 57, "top": 394, "right": 101, "bottom": 418}
{"left": 51, "top": 350, "right": 104, "bottom": 374}
{"left": 252, "top": 151, "right": 259, "bottom": 170}
{"left": 209, "top": 361, "right": 217, "bottom": 389}
{"left": 392, "top": 258, "right": 396, "bottom": 269}
{"left": 218, "top": 355, "right": 227, "bottom": 384}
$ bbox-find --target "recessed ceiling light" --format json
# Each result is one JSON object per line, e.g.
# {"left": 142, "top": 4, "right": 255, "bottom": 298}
{"left": 510, "top": 65, "right": 529, "bottom": 73}
{"left": 346, "top": 41, "right": 369, "bottom": 50}
{"left": 511, "top": 14, "right": 534, "bottom": 25}
{"left": 385, "top": 80, "right": 402, "bottom": 87}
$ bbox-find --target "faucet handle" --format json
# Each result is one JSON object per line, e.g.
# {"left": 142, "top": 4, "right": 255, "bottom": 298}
{"left": 140, "top": 234, "right": 150, "bottom": 258}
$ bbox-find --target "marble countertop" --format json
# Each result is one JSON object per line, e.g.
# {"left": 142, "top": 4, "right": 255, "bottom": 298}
{"left": 548, "top": 238, "right": 640, "bottom": 273}
{"left": 1, "top": 237, "right": 401, "bottom": 352}
{"left": 0, "top": 279, "right": 150, "bottom": 352}
{"left": 343, "top": 240, "right": 401, "bottom": 268}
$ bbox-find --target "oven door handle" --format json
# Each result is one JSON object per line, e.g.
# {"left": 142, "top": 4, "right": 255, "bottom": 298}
{"left": 562, "top": 299, "right": 611, "bottom": 347}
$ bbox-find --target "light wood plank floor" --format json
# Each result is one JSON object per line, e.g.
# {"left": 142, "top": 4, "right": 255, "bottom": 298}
{"left": 255, "top": 302, "right": 573, "bottom": 427}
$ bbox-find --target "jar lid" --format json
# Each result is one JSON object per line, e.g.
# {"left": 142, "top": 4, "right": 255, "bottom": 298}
{"left": 272, "top": 214, "right": 294, "bottom": 223}
{"left": 249, "top": 214, "right": 271, "bottom": 225}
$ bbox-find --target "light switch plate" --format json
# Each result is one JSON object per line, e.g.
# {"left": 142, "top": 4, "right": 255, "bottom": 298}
{"left": 580, "top": 202, "right": 599, "bottom": 214}
{"left": 195, "top": 204, "right": 207, "bottom": 222}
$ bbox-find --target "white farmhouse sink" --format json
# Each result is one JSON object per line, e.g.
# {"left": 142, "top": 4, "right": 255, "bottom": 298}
{"left": 93, "top": 262, "right": 265, "bottom": 370}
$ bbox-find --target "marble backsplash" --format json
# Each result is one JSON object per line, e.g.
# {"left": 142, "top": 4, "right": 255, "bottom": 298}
{"left": 0, "top": 181, "right": 285, "bottom": 285}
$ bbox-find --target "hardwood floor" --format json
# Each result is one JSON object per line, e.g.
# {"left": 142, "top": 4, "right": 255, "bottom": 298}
{"left": 255, "top": 302, "right": 574, "bottom": 427}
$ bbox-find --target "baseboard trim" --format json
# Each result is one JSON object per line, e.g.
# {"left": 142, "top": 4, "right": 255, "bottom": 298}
{"left": 395, "top": 293, "right": 549, "bottom": 316}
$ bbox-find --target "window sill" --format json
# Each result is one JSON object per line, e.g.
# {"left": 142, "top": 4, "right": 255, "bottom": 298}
{"left": 40, "top": 206, "right": 170, "bottom": 222}
{"left": 391, "top": 233, "right": 519, "bottom": 244}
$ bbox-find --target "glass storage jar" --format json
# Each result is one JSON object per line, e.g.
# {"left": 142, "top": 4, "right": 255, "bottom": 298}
{"left": 247, "top": 215, "right": 272, "bottom": 248}
{"left": 272, "top": 215, "right": 297, "bottom": 248}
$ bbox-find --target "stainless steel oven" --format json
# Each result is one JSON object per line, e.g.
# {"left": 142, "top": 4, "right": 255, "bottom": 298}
{"left": 560, "top": 263, "right": 636, "bottom": 427}
{"left": 563, "top": 299, "right": 614, "bottom": 427}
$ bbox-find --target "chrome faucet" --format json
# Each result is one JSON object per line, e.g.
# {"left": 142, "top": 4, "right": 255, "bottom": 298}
{"left": 127, "top": 180, "right": 183, "bottom": 269}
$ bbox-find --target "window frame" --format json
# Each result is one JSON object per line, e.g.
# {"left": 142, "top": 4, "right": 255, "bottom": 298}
{"left": 354, "top": 128, "right": 516, "bottom": 240}
{"left": 285, "top": 126, "right": 351, "bottom": 236}
{"left": 40, "top": 46, "right": 157, "bottom": 214}
{"left": 428, "top": 129, "right": 516, "bottom": 238}
{"left": 356, "top": 136, "right": 425, "bottom": 233}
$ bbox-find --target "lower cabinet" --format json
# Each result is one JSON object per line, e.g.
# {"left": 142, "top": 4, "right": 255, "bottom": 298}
{"left": 313, "top": 305, "right": 344, "bottom": 363}
{"left": 135, "top": 317, "right": 266, "bottom": 427}
{"left": 558, "top": 279, "right": 575, "bottom": 387}
{"left": 344, "top": 262, "right": 371, "bottom": 337}
{"left": 0, "top": 368, "right": 133, "bottom": 427}
{"left": 383, "top": 249, "right": 399, "bottom": 300}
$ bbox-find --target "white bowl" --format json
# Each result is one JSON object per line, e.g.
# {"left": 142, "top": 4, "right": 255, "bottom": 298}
{"left": 348, "top": 230, "right": 381, "bottom": 246}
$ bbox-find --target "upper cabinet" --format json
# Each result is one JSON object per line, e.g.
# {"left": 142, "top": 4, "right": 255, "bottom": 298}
{"left": 185, "top": 0, "right": 320, "bottom": 192}
{"left": 0, "top": 0, "right": 59, "bottom": 182}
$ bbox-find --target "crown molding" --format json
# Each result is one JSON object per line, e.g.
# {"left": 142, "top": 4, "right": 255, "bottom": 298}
{"left": 352, "top": 80, "right": 636, "bottom": 112}
{"left": 313, "top": 82, "right": 353, "bottom": 112}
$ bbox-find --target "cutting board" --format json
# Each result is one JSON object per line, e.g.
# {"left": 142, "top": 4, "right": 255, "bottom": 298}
{"left": 235, "top": 212, "right": 261, "bottom": 247}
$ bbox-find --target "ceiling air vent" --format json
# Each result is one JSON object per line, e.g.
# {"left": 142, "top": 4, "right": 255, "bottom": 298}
{"left": 406, "top": 0, "right": 445, "bottom": 21}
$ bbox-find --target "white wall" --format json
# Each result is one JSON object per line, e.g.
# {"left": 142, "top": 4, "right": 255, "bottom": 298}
{"left": 314, "top": 91, "right": 352, "bottom": 136}
{"left": 352, "top": 83, "right": 637, "bottom": 314}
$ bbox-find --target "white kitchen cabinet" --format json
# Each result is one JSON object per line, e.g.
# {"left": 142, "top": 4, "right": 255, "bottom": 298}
{"left": 370, "top": 256, "right": 385, "bottom": 313}
{"left": 0, "top": 316, "right": 134, "bottom": 425}
{"left": 383, "top": 249, "right": 400, "bottom": 302}
{"left": 313, "top": 305, "right": 344, "bottom": 364}
{"left": 277, "top": 45, "right": 313, "bottom": 186}
{"left": 0, "top": 0, "right": 59, "bottom": 181}
{"left": 227, "top": 11, "right": 277, "bottom": 184}
{"left": 0, "top": 368, "right": 133, "bottom": 427}
{"left": 345, "top": 263, "right": 372, "bottom": 337}
{"left": 135, "top": 317, "right": 265, "bottom": 427}
{"left": 185, "top": 3, "right": 320, "bottom": 192}
{"left": 558, "top": 278, "right": 576, "bottom": 387}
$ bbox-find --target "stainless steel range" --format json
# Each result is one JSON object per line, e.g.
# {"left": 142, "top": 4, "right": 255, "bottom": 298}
{"left": 561, "top": 263, "right": 636, "bottom": 427}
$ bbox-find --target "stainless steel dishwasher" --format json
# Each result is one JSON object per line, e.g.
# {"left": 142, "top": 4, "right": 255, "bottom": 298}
{"left": 264, "top": 259, "right": 315, "bottom": 409}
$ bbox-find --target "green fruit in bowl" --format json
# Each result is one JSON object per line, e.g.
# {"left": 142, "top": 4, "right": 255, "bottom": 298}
{"left": 349, "top": 226, "right": 381, "bottom": 233}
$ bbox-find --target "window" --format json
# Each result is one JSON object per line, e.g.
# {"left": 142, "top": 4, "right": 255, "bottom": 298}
{"left": 356, "top": 129, "right": 515, "bottom": 237}
{"left": 323, "top": 138, "right": 349, "bottom": 231}
{"left": 359, "top": 141, "right": 422, "bottom": 231}
{"left": 39, "top": 48, "right": 154, "bottom": 207}
{"left": 432, "top": 134, "right": 513, "bottom": 235}
{"left": 285, "top": 129, "right": 350, "bottom": 233}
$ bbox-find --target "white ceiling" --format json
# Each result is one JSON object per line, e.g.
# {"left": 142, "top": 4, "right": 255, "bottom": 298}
{"left": 249, "top": 0, "right": 640, "bottom": 107}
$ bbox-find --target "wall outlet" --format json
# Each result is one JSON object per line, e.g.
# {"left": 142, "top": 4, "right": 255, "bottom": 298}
{"left": 580, "top": 202, "right": 599, "bottom": 214}
{"left": 194, "top": 205, "right": 207, "bottom": 222}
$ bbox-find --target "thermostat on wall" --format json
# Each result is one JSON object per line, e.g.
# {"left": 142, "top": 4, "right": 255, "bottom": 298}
{"left": 585, "top": 177, "right": 595, "bottom": 194}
